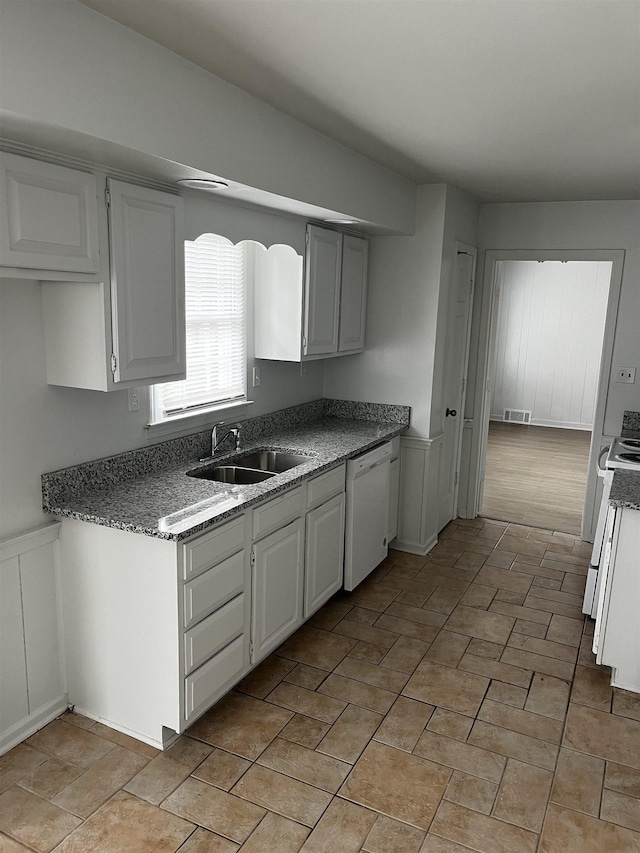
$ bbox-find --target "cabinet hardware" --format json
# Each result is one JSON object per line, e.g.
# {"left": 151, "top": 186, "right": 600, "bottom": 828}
{"left": 110, "top": 353, "right": 117, "bottom": 374}
{"left": 105, "top": 185, "right": 111, "bottom": 207}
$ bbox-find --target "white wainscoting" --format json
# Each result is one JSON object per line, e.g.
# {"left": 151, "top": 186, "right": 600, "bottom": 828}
{"left": 0, "top": 523, "right": 66, "bottom": 755}
{"left": 491, "top": 260, "right": 611, "bottom": 430}
{"left": 395, "top": 435, "right": 443, "bottom": 556}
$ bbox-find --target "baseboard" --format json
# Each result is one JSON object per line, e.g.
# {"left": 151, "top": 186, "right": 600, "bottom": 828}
{"left": 68, "top": 705, "right": 178, "bottom": 752}
{"left": 490, "top": 416, "right": 592, "bottom": 431}
{"left": 392, "top": 534, "right": 438, "bottom": 557}
{"left": 0, "top": 696, "right": 68, "bottom": 756}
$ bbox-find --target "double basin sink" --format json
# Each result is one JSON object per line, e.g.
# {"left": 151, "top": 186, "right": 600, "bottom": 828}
{"left": 186, "top": 450, "right": 314, "bottom": 485}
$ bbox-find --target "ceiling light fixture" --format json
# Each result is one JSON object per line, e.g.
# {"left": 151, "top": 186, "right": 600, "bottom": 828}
{"left": 324, "top": 218, "right": 360, "bottom": 225}
{"left": 176, "top": 178, "right": 229, "bottom": 190}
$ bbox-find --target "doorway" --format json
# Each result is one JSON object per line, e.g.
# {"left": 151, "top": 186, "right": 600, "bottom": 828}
{"left": 463, "top": 250, "right": 625, "bottom": 541}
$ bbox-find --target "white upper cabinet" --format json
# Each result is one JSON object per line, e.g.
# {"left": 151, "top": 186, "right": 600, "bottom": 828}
{"left": 107, "top": 179, "right": 185, "bottom": 384}
{"left": 0, "top": 151, "right": 100, "bottom": 277}
{"left": 254, "top": 224, "right": 368, "bottom": 362}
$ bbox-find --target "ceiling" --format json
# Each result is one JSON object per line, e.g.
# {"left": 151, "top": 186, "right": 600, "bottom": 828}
{"left": 78, "top": 0, "right": 640, "bottom": 203}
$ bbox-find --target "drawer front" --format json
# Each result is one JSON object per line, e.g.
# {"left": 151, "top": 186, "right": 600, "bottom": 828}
{"left": 183, "top": 550, "right": 245, "bottom": 629}
{"left": 306, "top": 464, "right": 345, "bottom": 510}
{"left": 182, "top": 515, "right": 246, "bottom": 580}
{"left": 252, "top": 486, "right": 304, "bottom": 540}
{"left": 184, "top": 635, "right": 245, "bottom": 721}
{"left": 184, "top": 593, "right": 245, "bottom": 676}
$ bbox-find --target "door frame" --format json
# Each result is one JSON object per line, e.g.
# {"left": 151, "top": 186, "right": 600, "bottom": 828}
{"left": 463, "top": 248, "right": 625, "bottom": 540}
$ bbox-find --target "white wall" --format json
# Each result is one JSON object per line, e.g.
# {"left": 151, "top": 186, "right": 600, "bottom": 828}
{"left": 491, "top": 260, "right": 611, "bottom": 430}
{"left": 0, "top": 0, "right": 415, "bottom": 234}
{"left": 475, "top": 201, "right": 640, "bottom": 436}
{"left": 0, "top": 192, "right": 325, "bottom": 540}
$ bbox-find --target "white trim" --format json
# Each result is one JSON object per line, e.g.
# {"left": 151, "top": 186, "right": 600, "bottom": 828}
{"left": 146, "top": 399, "right": 254, "bottom": 441}
{"left": 0, "top": 696, "right": 68, "bottom": 757}
{"left": 0, "top": 522, "right": 61, "bottom": 561}
{"left": 395, "top": 435, "right": 442, "bottom": 555}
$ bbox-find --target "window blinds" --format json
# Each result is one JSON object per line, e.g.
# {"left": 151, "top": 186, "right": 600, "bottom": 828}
{"left": 154, "top": 233, "right": 247, "bottom": 418}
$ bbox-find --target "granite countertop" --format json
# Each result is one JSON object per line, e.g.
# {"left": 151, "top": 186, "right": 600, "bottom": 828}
{"left": 42, "top": 411, "right": 407, "bottom": 541}
{"left": 610, "top": 469, "right": 640, "bottom": 512}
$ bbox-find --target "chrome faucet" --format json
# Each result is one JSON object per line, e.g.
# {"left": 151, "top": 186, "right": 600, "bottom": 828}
{"left": 210, "top": 421, "right": 241, "bottom": 457}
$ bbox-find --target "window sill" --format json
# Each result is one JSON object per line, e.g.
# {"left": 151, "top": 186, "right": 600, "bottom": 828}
{"left": 146, "top": 400, "right": 254, "bottom": 441}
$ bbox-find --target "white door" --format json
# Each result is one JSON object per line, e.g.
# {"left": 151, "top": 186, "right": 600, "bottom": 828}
{"left": 251, "top": 519, "right": 304, "bottom": 662}
{"left": 304, "top": 225, "right": 341, "bottom": 356}
{"left": 107, "top": 178, "right": 185, "bottom": 383}
{"left": 437, "top": 248, "right": 476, "bottom": 531}
{"left": 304, "top": 493, "right": 345, "bottom": 618}
{"left": 338, "top": 234, "right": 368, "bottom": 352}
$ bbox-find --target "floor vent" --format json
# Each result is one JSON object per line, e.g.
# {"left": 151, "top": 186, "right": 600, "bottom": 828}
{"left": 503, "top": 408, "right": 532, "bottom": 424}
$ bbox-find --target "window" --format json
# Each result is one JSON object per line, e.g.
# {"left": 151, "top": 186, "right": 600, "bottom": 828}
{"left": 151, "top": 233, "right": 247, "bottom": 424}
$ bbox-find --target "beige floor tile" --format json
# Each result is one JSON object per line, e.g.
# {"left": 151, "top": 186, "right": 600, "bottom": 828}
{"left": 191, "top": 749, "right": 251, "bottom": 791}
{"left": 161, "top": 777, "right": 264, "bottom": 843}
{"left": 317, "top": 673, "right": 397, "bottom": 714}
{"left": 386, "top": 550, "right": 428, "bottom": 569}
{"left": 443, "top": 771, "right": 497, "bottom": 814}
{"left": 426, "top": 709, "right": 473, "bottom": 741}
{"left": 512, "top": 618, "right": 548, "bottom": 638}
{"left": 457, "top": 653, "right": 532, "bottom": 689}
{"left": 240, "top": 811, "right": 309, "bottom": 853}
{"left": 345, "top": 582, "right": 401, "bottom": 612}
{"left": 484, "top": 550, "right": 516, "bottom": 569}
{"left": 468, "top": 720, "right": 558, "bottom": 770}
{"left": 492, "top": 757, "right": 553, "bottom": 832}
{"left": 334, "top": 655, "right": 409, "bottom": 693}
{"left": 500, "top": 646, "right": 574, "bottom": 680}
{"left": 268, "top": 682, "right": 347, "bottom": 723}
{"left": 347, "top": 641, "right": 387, "bottom": 664}
{"left": 177, "top": 827, "right": 239, "bottom": 852}
{"left": 424, "top": 631, "right": 471, "bottom": 668}
{"left": 87, "top": 723, "right": 159, "bottom": 758}
{"left": 0, "top": 745, "right": 48, "bottom": 794}
{"left": 429, "top": 800, "right": 537, "bottom": 853}
{"left": 561, "top": 572, "right": 587, "bottom": 594}
{"left": 488, "top": 598, "right": 552, "bottom": 626}
{"left": 235, "top": 655, "right": 296, "bottom": 699}
{"left": 0, "top": 833, "right": 32, "bottom": 852}
{"left": 299, "top": 798, "right": 376, "bottom": 852}
{"left": 362, "top": 813, "right": 425, "bottom": 852}
{"left": 486, "top": 681, "right": 527, "bottom": 709}
{"left": 539, "top": 802, "right": 640, "bottom": 853}
{"left": 477, "top": 698, "right": 563, "bottom": 744}
{"left": 605, "top": 762, "right": 640, "bottom": 799}
{"left": 403, "top": 660, "right": 489, "bottom": 717}
{"left": 16, "top": 757, "right": 82, "bottom": 800}
{"left": 124, "top": 737, "right": 212, "bottom": 805}
{"left": 422, "top": 587, "right": 466, "bottom": 616}
{"left": 507, "top": 632, "right": 578, "bottom": 663}
{"left": 256, "top": 737, "right": 350, "bottom": 793}
{"left": 444, "top": 605, "right": 515, "bottom": 645}
{"left": 497, "top": 535, "right": 547, "bottom": 557}
{"left": 601, "top": 790, "right": 640, "bottom": 833}
{"left": 339, "top": 741, "right": 451, "bottom": 830}
{"left": 578, "top": 634, "right": 600, "bottom": 668}
{"left": 414, "top": 730, "right": 506, "bottom": 783}
{"left": 52, "top": 790, "right": 194, "bottom": 853}
{"left": 332, "top": 618, "right": 400, "bottom": 650}
{"left": 474, "top": 565, "right": 533, "bottom": 595}
{"left": 279, "top": 715, "right": 331, "bottom": 749}
{"left": 466, "top": 638, "right": 504, "bottom": 660}
{"left": 396, "top": 590, "right": 429, "bottom": 607}
{"left": 571, "top": 664, "right": 613, "bottom": 711}
{"left": 374, "top": 613, "right": 440, "bottom": 644}
{"left": 613, "top": 689, "right": 640, "bottom": 722}
{"left": 524, "top": 593, "right": 583, "bottom": 620}
{"left": 385, "top": 601, "right": 447, "bottom": 628}
{"left": 59, "top": 711, "right": 95, "bottom": 730}
{"left": 277, "top": 625, "right": 356, "bottom": 670}
{"left": 0, "top": 786, "right": 82, "bottom": 852}
{"left": 317, "top": 704, "right": 383, "bottom": 762}
{"left": 308, "top": 601, "right": 353, "bottom": 631}
{"left": 231, "top": 764, "right": 331, "bottom": 827}
{"left": 494, "top": 589, "right": 527, "bottom": 606}
{"left": 26, "top": 720, "right": 115, "bottom": 769}
{"left": 564, "top": 703, "right": 640, "bottom": 770}
{"left": 379, "top": 635, "right": 430, "bottom": 674}
{"left": 550, "top": 748, "right": 605, "bottom": 816}
{"left": 373, "top": 696, "right": 434, "bottom": 752}
{"left": 343, "top": 606, "right": 379, "bottom": 625}
{"left": 458, "top": 583, "right": 497, "bottom": 610}
{"left": 525, "top": 672, "right": 571, "bottom": 720}
{"left": 53, "top": 744, "right": 149, "bottom": 817}
{"left": 284, "top": 664, "right": 329, "bottom": 690}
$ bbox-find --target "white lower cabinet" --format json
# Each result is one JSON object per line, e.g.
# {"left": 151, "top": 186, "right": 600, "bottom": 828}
{"left": 305, "top": 492, "right": 345, "bottom": 618}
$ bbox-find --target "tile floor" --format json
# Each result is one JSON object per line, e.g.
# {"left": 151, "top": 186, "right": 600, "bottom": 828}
{"left": 2, "top": 518, "right": 640, "bottom": 852}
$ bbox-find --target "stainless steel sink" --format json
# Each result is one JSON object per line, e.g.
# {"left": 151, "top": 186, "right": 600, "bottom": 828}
{"left": 187, "top": 466, "right": 275, "bottom": 484}
{"left": 230, "top": 450, "right": 313, "bottom": 472}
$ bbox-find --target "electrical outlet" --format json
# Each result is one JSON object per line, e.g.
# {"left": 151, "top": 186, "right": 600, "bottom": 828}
{"left": 128, "top": 387, "right": 140, "bottom": 411}
{"left": 252, "top": 366, "right": 261, "bottom": 387}
{"left": 616, "top": 367, "right": 636, "bottom": 384}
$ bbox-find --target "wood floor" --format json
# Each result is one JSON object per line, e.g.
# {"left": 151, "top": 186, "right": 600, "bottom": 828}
{"left": 481, "top": 422, "right": 592, "bottom": 535}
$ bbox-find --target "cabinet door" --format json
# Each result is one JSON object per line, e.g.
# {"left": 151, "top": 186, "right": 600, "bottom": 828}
{"left": 338, "top": 234, "right": 368, "bottom": 352}
{"left": 252, "top": 519, "right": 304, "bottom": 662}
{"left": 389, "top": 457, "right": 400, "bottom": 542}
{"left": 0, "top": 152, "right": 99, "bottom": 274}
{"left": 107, "top": 179, "right": 185, "bottom": 383}
{"left": 304, "top": 493, "right": 345, "bottom": 618}
{"left": 304, "top": 225, "right": 341, "bottom": 356}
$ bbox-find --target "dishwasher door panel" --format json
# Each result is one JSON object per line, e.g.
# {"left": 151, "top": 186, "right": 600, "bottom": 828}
{"left": 344, "top": 459, "right": 390, "bottom": 591}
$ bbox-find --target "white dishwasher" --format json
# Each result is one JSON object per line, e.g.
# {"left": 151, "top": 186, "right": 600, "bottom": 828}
{"left": 344, "top": 441, "right": 393, "bottom": 591}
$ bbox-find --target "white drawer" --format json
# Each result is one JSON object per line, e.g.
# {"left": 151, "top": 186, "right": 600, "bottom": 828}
{"left": 252, "top": 486, "right": 304, "bottom": 540}
{"left": 306, "top": 464, "right": 345, "bottom": 510}
{"left": 184, "top": 593, "right": 245, "bottom": 676}
{"left": 183, "top": 550, "right": 245, "bottom": 629}
{"left": 184, "top": 635, "right": 245, "bottom": 721}
{"left": 182, "top": 515, "right": 246, "bottom": 580}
